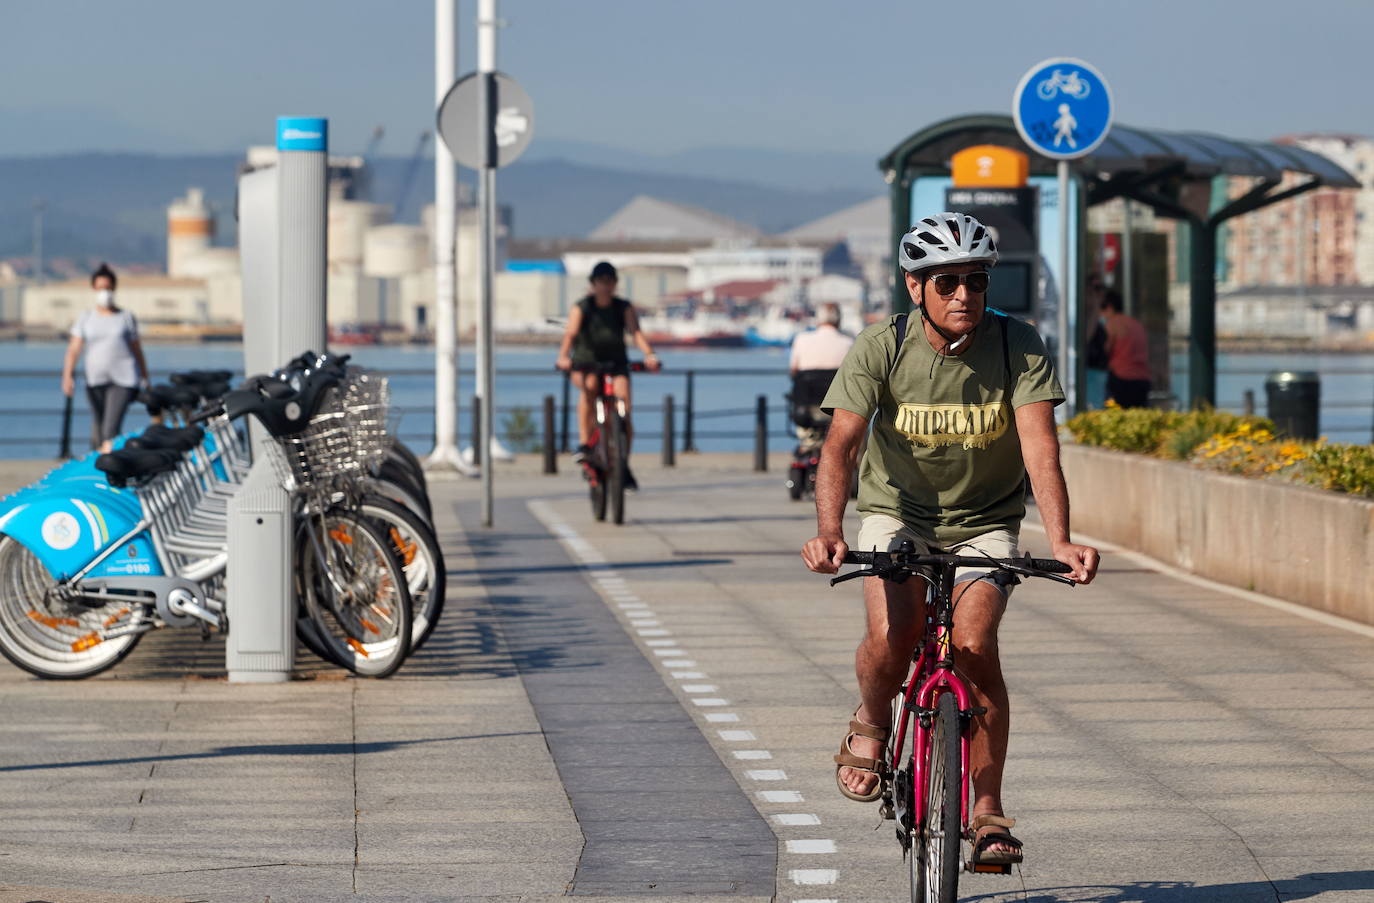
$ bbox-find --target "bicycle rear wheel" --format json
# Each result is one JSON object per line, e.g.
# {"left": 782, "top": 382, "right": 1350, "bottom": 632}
{"left": 914, "top": 691, "right": 962, "bottom": 903}
{"left": 297, "top": 511, "right": 412, "bottom": 678}
{"left": 606, "top": 406, "right": 627, "bottom": 525}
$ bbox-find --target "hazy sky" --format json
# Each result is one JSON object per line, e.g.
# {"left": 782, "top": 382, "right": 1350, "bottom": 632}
{"left": 3, "top": 0, "right": 1372, "bottom": 160}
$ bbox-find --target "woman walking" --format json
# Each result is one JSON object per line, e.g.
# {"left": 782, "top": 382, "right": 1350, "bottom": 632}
{"left": 60, "top": 263, "right": 149, "bottom": 452}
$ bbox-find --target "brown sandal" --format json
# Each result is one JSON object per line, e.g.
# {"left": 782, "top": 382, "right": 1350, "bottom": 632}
{"left": 968, "top": 814, "right": 1023, "bottom": 871}
{"left": 833, "top": 711, "right": 889, "bottom": 803}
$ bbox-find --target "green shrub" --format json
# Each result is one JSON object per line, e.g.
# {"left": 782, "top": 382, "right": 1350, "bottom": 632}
{"left": 1303, "top": 444, "right": 1374, "bottom": 498}
{"left": 1064, "top": 406, "right": 1181, "bottom": 454}
{"left": 1065, "top": 404, "right": 1373, "bottom": 499}
{"left": 1159, "top": 410, "right": 1274, "bottom": 461}
{"left": 503, "top": 406, "right": 539, "bottom": 453}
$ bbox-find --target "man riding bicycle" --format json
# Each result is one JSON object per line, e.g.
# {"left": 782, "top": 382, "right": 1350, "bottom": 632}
{"left": 555, "top": 261, "right": 661, "bottom": 489}
{"left": 801, "top": 212, "right": 1099, "bottom": 870}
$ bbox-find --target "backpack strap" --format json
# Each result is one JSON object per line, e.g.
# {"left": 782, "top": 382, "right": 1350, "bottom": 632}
{"left": 888, "top": 313, "right": 909, "bottom": 382}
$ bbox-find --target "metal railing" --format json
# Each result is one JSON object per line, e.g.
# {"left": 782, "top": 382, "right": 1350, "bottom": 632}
{"left": 4, "top": 365, "right": 1372, "bottom": 462}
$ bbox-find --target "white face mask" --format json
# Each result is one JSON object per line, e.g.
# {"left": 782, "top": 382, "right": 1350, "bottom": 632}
{"left": 95, "top": 289, "right": 114, "bottom": 308}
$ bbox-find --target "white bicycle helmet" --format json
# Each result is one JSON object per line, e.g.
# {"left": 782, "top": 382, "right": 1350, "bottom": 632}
{"left": 898, "top": 212, "right": 999, "bottom": 273}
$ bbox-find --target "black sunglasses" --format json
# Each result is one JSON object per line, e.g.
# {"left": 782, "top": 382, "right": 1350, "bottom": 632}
{"left": 927, "top": 271, "right": 990, "bottom": 296}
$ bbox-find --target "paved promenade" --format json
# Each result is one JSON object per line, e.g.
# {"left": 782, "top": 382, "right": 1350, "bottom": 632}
{"left": 2, "top": 454, "right": 1374, "bottom": 901}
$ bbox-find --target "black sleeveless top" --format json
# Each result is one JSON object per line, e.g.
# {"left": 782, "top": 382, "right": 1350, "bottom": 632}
{"left": 571, "top": 296, "right": 631, "bottom": 365}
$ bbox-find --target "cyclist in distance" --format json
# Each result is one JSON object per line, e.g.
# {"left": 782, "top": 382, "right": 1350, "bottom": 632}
{"left": 789, "top": 302, "right": 854, "bottom": 455}
{"left": 555, "top": 261, "right": 661, "bottom": 489}
{"left": 800, "top": 212, "right": 1099, "bottom": 869}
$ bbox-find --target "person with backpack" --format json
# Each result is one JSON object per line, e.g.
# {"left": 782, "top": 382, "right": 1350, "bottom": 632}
{"left": 555, "top": 261, "right": 661, "bottom": 489}
{"left": 800, "top": 213, "right": 1098, "bottom": 869}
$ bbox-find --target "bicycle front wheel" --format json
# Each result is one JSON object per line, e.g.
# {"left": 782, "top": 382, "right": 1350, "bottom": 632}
{"left": 297, "top": 511, "right": 412, "bottom": 678}
{"left": 606, "top": 406, "right": 627, "bottom": 525}
{"left": 0, "top": 535, "right": 143, "bottom": 679}
{"left": 357, "top": 494, "right": 445, "bottom": 654}
{"left": 914, "top": 691, "right": 962, "bottom": 903}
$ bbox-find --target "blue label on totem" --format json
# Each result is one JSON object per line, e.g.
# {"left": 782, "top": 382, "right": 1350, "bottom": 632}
{"left": 276, "top": 116, "right": 328, "bottom": 152}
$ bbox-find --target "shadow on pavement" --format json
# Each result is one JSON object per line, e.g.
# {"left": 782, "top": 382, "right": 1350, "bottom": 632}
{"left": 967, "top": 871, "right": 1374, "bottom": 902}
{"left": 0, "top": 731, "right": 540, "bottom": 772}
{"left": 448, "top": 556, "right": 731, "bottom": 581}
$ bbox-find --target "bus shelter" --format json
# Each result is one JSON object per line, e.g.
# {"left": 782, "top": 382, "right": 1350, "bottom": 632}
{"left": 879, "top": 114, "right": 1358, "bottom": 409}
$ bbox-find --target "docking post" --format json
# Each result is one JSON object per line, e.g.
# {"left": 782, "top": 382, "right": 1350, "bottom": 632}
{"left": 542, "top": 395, "right": 556, "bottom": 474}
{"left": 754, "top": 395, "right": 767, "bottom": 472}
{"left": 226, "top": 115, "right": 328, "bottom": 683}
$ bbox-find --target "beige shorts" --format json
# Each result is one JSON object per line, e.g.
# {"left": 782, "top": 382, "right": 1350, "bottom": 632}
{"left": 854, "top": 514, "right": 1020, "bottom": 597}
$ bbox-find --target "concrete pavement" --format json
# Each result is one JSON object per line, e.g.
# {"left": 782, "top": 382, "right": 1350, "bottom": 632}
{"left": 0, "top": 453, "right": 1373, "bottom": 901}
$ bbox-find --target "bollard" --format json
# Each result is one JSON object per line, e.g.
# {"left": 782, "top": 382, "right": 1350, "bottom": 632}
{"left": 471, "top": 393, "right": 482, "bottom": 466}
{"left": 1264, "top": 371, "right": 1320, "bottom": 440}
{"left": 1243, "top": 389, "right": 1255, "bottom": 417}
{"left": 542, "top": 395, "right": 557, "bottom": 475}
{"left": 560, "top": 372, "right": 571, "bottom": 453}
{"left": 57, "top": 393, "right": 72, "bottom": 460}
{"left": 754, "top": 395, "right": 767, "bottom": 472}
{"left": 683, "top": 370, "right": 697, "bottom": 452}
{"left": 662, "top": 394, "right": 676, "bottom": 468}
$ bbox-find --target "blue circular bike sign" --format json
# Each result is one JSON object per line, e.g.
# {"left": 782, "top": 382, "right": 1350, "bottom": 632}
{"left": 1013, "top": 57, "right": 1113, "bottom": 160}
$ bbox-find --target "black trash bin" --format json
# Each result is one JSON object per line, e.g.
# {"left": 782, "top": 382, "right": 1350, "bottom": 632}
{"left": 1264, "top": 371, "right": 1320, "bottom": 440}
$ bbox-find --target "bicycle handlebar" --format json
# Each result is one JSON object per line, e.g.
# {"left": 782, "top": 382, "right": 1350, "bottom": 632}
{"left": 830, "top": 549, "right": 1075, "bottom": 587}
{"left": 561, "top": 361, "right": 655, "bottom": 374}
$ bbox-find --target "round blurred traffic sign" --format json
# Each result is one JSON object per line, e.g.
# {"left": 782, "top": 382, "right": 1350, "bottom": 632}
{"left": 1013, "top": 58, "right": 1112, "bottom": 160}
{"left": 436, "top": 72, "right": 535, "bottom": 170}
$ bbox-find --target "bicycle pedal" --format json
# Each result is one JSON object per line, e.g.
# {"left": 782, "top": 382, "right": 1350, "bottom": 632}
{"left": 877, "top": 800, "right": 895, "bottom": 820}
{"left": 965, "top": 860, "right": 1012, "bottom": 875}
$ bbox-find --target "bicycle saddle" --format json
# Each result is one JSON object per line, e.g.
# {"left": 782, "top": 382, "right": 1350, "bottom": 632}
{"left": 141, "top": 384, "right": 199, "bottom": 409}
{"left": 170, "top": 369, "right": 234, "bottom": 387}
{"left": 95, "top": 447, "right": 182, "bottom": 487}
{"left": 126, "top": 424, "right": 204, "bottom": 453}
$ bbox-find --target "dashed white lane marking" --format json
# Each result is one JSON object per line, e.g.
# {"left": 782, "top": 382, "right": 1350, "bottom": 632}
{"left": 773, "top": 814, "right": 821, "bottom": 826}
{"left": 530, "top": 501, "right": 839, "bottom": 898}
{"left": 786, "top": 840, "right": 836, "bottom": 854}
{"left": 789, "top": 869, "right": 839, "bottom": 885}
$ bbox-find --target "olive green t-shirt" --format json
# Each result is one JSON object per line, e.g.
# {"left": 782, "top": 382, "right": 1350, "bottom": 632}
{"left": 571, "top": 296, "right": 631, "bottom": 365}
{"left": 822, "top": 312, "right": 1064, "bottom": 545}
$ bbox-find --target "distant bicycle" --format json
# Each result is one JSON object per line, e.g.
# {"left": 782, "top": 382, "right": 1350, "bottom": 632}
{"left": 829, "top": 545, "right": 1074, "bottom": 902}
{"left": 567, "top": 360, "right": 650, "bottom": 525}
{"left": 1036, "top": 68, "right": 1090, "bottom": 100}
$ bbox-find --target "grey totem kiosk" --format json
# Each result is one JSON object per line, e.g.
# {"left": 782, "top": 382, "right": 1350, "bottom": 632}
{"left": 225, "top": 116, "right": 330, "bottom": 682}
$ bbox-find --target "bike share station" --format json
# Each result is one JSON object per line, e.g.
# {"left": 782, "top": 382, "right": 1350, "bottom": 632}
{"left": 225, "top": 116, "right": 330, "bottom": 683}
{"left": 879, "top": 57, "right": 1358, "bottom": 415}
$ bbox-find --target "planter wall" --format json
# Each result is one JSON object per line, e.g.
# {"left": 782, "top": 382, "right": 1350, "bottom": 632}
{"left": 1061, "top": 444, "right": 1374, "bottom": 626}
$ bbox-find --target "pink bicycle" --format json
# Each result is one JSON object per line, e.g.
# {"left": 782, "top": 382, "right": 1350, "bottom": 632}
{"left": 832, "top": 545, "right": 1074, "bottom": 902}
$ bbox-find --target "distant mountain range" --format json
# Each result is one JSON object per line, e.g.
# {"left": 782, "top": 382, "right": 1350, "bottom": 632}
{"left": 0, "top": 147, "right": 882, "bottom": 268}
